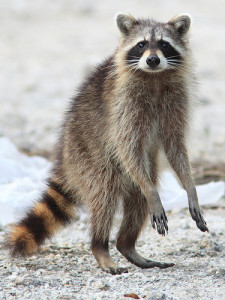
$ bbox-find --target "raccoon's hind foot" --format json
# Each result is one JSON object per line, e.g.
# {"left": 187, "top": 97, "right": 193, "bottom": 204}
{"left": 91, "top": 240, "right": 128, "bottom": 275}
{"left": 117, "top": 246, "right": 174, "bottom": 269}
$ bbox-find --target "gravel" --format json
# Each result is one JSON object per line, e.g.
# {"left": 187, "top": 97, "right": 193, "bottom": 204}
{"left": 1, "top": 208, "right": 225, "bottom": 299}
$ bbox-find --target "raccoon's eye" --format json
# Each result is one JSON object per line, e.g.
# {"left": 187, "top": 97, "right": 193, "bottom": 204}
{"left": 138, "top": 42, "right": 145, "bottom": 49}
{"left": 161, "top": 41, "right": 169, "bottom": 49}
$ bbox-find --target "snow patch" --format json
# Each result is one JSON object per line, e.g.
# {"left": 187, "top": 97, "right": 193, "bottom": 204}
{"left": 0, "top": 137, "right": 224, "bottom": 227}
{"left": 0, "top": 138, "right": 50, "bottom": 226}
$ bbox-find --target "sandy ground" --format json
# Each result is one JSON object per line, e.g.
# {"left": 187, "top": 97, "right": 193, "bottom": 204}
{"left": 0, "top": 208, "right": 225, "bottom": 299}
{"left": 0, "top": 1, "right": 225, "bottom": 299}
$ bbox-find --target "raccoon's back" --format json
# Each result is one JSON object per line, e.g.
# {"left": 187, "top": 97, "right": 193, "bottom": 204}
{"left": 66, "top": 56, "right": 115, "bottom": 134}
{"left": 55, "top": 55, "right": 117, "bottom": 176}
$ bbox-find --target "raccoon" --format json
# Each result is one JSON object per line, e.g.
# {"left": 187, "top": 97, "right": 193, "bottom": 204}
{"left": 7, "top": 13, "right": 208, "bottom": 275}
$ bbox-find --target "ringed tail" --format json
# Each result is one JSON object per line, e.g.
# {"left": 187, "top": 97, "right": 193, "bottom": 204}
{"left": 7, "top": 178, "right": 75, "bottom": 257}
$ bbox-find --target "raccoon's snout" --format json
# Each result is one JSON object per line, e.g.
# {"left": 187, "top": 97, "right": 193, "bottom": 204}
{"left": 146, "top": 55, "right": 160, "bottom": 68}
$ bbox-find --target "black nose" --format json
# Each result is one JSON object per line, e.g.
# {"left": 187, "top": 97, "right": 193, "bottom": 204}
{"left": 146, "top": 55, "right": 160, "bottom": 68}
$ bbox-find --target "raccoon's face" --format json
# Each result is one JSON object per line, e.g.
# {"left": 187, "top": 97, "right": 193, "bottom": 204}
{"left": 116, "top": 13, "right": 191, "bottom": 73}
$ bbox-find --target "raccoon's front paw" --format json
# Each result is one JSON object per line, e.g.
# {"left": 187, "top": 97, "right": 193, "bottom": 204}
{"left": 150, "top": 206, "right": 168, "bottom": 236}
{"left": 189, "top": 206, "right": 209, "bottom": 232}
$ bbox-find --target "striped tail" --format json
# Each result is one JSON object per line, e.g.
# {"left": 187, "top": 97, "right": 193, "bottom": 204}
{"left": 7, "top": 178, "right": 75, "bottom": 256}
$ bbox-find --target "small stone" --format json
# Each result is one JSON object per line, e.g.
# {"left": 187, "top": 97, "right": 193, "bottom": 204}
{"left": 8, "top": 274, "right": 17, "bottom": 281}
{"left": 208, "top": 251, "right": 217, "bottom": 257}
{"left": 199, "top": 240, "right": 210, "bottom": 249}
{"left": 213, "top": 243, "right": 223, "bottom": 252}
{"left": 93, "top": 280, "right": 104, "bottom": 289}
{"left": 62, "top": 278, "right": 71, "bottom": 285}
{"left": 150, "top": 292, "right": 167, "bottom": 300}
{"left": 100, "top": 284, "right": 110, "bottom": 291}
{"left": 210, "top": 231, "right": 217, "bottom": 237}
{"left": 12, "top": 265, "right": 19, "bottom": 273}
{"left": 15, "top": 277, "right": 25, "bottom": 285}
{"left": 19, "top": 267, "right": 27, "bottom": 273}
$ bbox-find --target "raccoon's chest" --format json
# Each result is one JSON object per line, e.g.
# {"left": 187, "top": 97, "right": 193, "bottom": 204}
{"left": 129, "top": 76, "right": 168, "bottom": 105}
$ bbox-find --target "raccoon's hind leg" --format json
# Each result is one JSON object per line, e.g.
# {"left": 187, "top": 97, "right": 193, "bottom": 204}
{"left": 116, "top": 186, "right": 174, "bottom": 269}
{"left": 90, "top": 188, "right": 128, "bottom": 275}
{"left": 7, "top": 178, "right": 76, "bottom": 256}
{"left": 91, "top": 238, "right": 128, "bottom": 275}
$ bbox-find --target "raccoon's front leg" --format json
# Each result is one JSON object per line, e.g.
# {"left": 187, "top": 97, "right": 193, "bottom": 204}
{"left": 149, "top": 189, "right": 168, "bottom": 236}
{"left": 162, "top": 136, "right": 208, "bottom": 232}
{"left": 115, "top": 131, "right": 168, "bottom": 234}
{"left": 148, "top": 148, "right": 168, "bottom": 235}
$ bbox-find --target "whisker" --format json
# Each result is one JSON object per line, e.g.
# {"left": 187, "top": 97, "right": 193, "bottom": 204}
{"left": 127, "top": 55, "right": 141, "bottom": 59}
{"left": 106, "top": 62, "right": 139, "bottom": 78}
{"left": 167, "top": 59, "right": 182, "bottom": 63}
{"left": 167, "top": 63, "right": 186, "bottom": 72}
{"left": 166, "top": 55, "right": 182, "bottom": 59}
{"left": 125, "top": 59, "right": 139, "bottom": 62}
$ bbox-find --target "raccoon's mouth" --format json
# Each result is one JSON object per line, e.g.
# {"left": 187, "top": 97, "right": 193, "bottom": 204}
{"left": 140, "top": 65, "right": 166, "bottom": 73}
{"left": 145, "top": 66, "right": 165, "bottom": 72}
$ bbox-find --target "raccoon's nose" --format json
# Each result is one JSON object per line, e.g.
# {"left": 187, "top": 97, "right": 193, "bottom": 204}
{"left": 146, "top": 55, "right": 160, "bottom": 68}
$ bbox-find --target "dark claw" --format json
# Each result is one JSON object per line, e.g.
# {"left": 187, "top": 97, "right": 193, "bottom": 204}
{"left": 161, "top": 214, "right": 168, "bottom": 233}
{"left": 151, "top": 216, "right": 156, "bottom": 230}
{"left": 198, "top": 212, "right": 207, "bottom": 225}
{"left": 107, "top": 267, "right": 128, "bottom": 275}
{"left": 165, "top": 213, "right": 168, "bottom": 222}
{"left": 150, "top": 208, "right": 168, "bottom": 236}
{"left": 156, "top": 218, "right": 160, "bottom": 233}
{"left": 151, "top": 212, "right": 168, "bottom": 236}
{"left": 159, "top": 262, "right": 175, "bottom": 269}
{"left": 162, "top": 208, "right": 168, "bottom": 221}
{"left": 145, "top": 260, "right": 175, "bottom": 269}
{"left": 156, "top": 218, "right": 162, "bottom": 235}
{"left": 109, "top": 267, "right": 116, "bottom": 275}
{"left": 118, "top": 267, "right": 128, "bottom": 273}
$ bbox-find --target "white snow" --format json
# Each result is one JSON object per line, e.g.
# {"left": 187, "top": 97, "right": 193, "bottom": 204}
{"left": 0, "top": 138, "right": 50, "bottom": 226}
{"left": 159, "top": 171, "right": 225, "bottom": 211}
{"left": 0, "top": 137, "right": 224, "bottom": 227}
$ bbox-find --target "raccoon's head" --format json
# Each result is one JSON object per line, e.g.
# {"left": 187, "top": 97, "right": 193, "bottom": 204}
{"left": 116, "top": 13, "right": 191, "bottom": 73}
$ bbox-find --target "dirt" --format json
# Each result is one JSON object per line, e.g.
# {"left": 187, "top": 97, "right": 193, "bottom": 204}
{"left": 1, "top": 208, "right": 225, "bottom": 299}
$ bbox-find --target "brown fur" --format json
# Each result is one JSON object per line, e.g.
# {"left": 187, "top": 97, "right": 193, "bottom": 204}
{"left": 33, "top": 202, "right": 60, "bottom": 234}
{"left": 9, "top": 225, "right": 38, "bottom": 256}
{"left": 7, "top": 13, "right": 208, "bottom": 274}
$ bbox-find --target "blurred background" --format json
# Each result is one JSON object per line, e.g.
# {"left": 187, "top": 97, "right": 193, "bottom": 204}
{"left": 1, "top": 0, "right": 225, "bottom": 164}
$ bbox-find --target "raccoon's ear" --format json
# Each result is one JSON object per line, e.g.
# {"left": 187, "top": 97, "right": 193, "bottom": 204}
{"left": 116, "top": 13, "right": 138, "bottom": 36}
{"left": 169, "top": 14, "right": 191, "bottom": 36}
